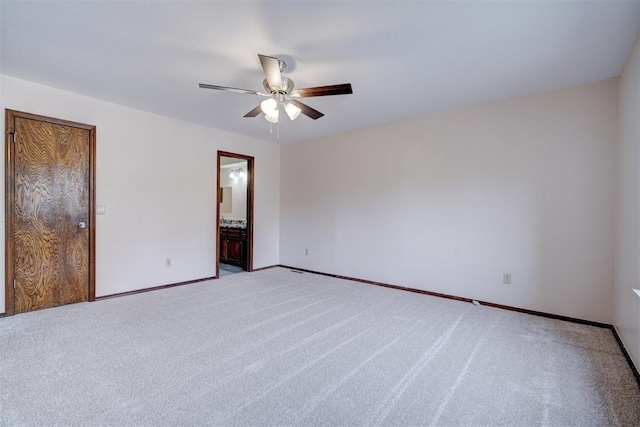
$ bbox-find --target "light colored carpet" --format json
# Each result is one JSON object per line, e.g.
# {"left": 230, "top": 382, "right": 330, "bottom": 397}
{"left": 1, "top": 267, "right": 639, "bottom": 426}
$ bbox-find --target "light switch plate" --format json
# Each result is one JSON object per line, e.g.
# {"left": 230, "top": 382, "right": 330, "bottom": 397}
{"left": 97, "top": 204, "right": 106, "bottom": 215}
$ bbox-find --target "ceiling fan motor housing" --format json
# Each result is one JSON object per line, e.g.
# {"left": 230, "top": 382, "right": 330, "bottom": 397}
{"left": 264, "top": 77, "right": 294, "bottom": 95}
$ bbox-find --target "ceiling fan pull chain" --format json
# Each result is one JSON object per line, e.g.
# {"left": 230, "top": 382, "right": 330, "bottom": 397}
{"left": 269, "top": 122, "right": 273, "bottom": 133}
{"left": 277, "top": 121, "right": 280, "bottom": 139}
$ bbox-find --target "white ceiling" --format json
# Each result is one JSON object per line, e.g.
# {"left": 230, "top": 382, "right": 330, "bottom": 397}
{"left": 1, "top": 1, "right": 639, "bottom": 144}
{"left": 221, "top": 157, "right": 247, "bottom": 168}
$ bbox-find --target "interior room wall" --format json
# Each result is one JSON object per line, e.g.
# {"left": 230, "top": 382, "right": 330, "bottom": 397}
{"left": 220, "top": 162, "right": 248, "bottom": 221}
{"left": 280, "top": 78, "right": 617, "bottom": 324}
{"left": 0, "top": 75, "right": 280, "bottom": 310}
{"left": 614, "top": 35, "right": 640, "bottom": 369}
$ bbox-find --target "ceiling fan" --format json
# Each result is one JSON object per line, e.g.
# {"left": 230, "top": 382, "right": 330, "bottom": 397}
{"left": 199, "top": 54, "right": 353, "bottom": 123}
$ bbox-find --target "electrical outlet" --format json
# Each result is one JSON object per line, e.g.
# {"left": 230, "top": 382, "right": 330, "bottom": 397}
{"left": 305, "top": 248, "right": 309, "bottom": 256}
{"left": 503, "top": 273, "right": 511, "bottom": 285}
{"left": 166, "top": 258, "right": 172, "bottom": 267}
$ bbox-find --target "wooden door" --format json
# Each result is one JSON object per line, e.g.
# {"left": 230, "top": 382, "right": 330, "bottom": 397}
{"left": 5, "top": 110, "right": 96, "bottom": 315}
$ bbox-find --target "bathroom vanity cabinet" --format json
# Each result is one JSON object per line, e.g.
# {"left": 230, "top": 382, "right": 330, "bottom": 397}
{"left": 220, "top": 226, "right": 247, "bottom": 268}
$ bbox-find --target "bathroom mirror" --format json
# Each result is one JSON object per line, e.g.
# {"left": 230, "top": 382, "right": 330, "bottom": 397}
{"left": 220, "top": 186, "right": 232, "bottom": 213}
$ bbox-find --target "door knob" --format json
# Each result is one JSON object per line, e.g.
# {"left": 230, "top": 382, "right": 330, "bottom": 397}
{"left": 78, "top": 222, "right": 86, "bottom": 229}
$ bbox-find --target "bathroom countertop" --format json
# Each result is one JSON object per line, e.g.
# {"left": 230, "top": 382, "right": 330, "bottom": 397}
{"left": 221, "top": 224, "right": 246, "bottom": 229}
{"left": 220, "top": 220, "right": 247, "bottom": 229}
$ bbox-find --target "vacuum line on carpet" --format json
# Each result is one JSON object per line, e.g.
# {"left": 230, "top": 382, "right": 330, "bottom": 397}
{"left": 368, "top": 310, "right": 468, "bottom": 425}
{"left": 223, "top": 329, "right": 371, "bottom": 422}
{"left": 293, "top": 318, "right": 431, "bottom": 423}
{"left": 170, "top": 300, "right": 389, "bottom": 410}
{"left": 428, "top": 336, "right": 485, "bottom": 426}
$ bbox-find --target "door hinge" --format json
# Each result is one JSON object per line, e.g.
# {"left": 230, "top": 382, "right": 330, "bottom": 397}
{"left": 6, "top": 131, "right": 16, "bottom": 143}
{"left": 13, "top": 278, "right": 16, "bottom": 290}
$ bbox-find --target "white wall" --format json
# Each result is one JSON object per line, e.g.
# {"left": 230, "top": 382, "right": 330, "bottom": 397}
{"left": 0, "top": 75, "right": 280, "bottom": 309}
{"left": 615, "top": 35, "right": 640, "bottom": 368}
{"left": 280, "top": 78, "right": 617, "bottom": 324}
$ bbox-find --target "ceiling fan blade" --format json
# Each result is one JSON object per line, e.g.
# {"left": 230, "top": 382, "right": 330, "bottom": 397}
{"left": 258, "top": 54, "right": 282, "bottom": 91}
{"left": 290, "top": 83, "right": 353, "bottom": 98}
{"left": 199, "top": 83, "right": 264, "bottom": 96}
{"left": 290, "top": 100, "right": 324, "bottom": 120}
{"left": 243, "top": 105, "right": 263, "bottom": 118}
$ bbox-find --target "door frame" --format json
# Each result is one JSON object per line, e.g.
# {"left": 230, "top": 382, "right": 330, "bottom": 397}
{"left": 217, "top": 151, "right": 254, "bottom": 277}
{"left": 4, "top": 109, "right": 96, "bottom": 316}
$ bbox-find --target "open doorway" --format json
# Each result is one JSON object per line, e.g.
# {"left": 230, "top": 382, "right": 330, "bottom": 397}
{"left": 217, "top": 151, "right": 254, "bottom": 278}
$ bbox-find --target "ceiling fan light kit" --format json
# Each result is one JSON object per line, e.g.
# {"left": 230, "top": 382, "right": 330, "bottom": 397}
{"left": 260, "top": 98, "right": 279, "bottom": 123}
{"left": 284, "top": 102, "right": 301, "bottom": 121}
{"left": 199, "top": 54, "right": 353, "bottom": 130}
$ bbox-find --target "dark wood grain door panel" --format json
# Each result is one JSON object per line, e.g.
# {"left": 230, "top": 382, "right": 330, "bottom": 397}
{"left": 5, "top": 110, "right": 96, "bottom": 315}
{"left": 227, "top": 240, "right": 241, "bottom": 264}
{"left": 220, "top": 237, "right": 228, "bottom": 262}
